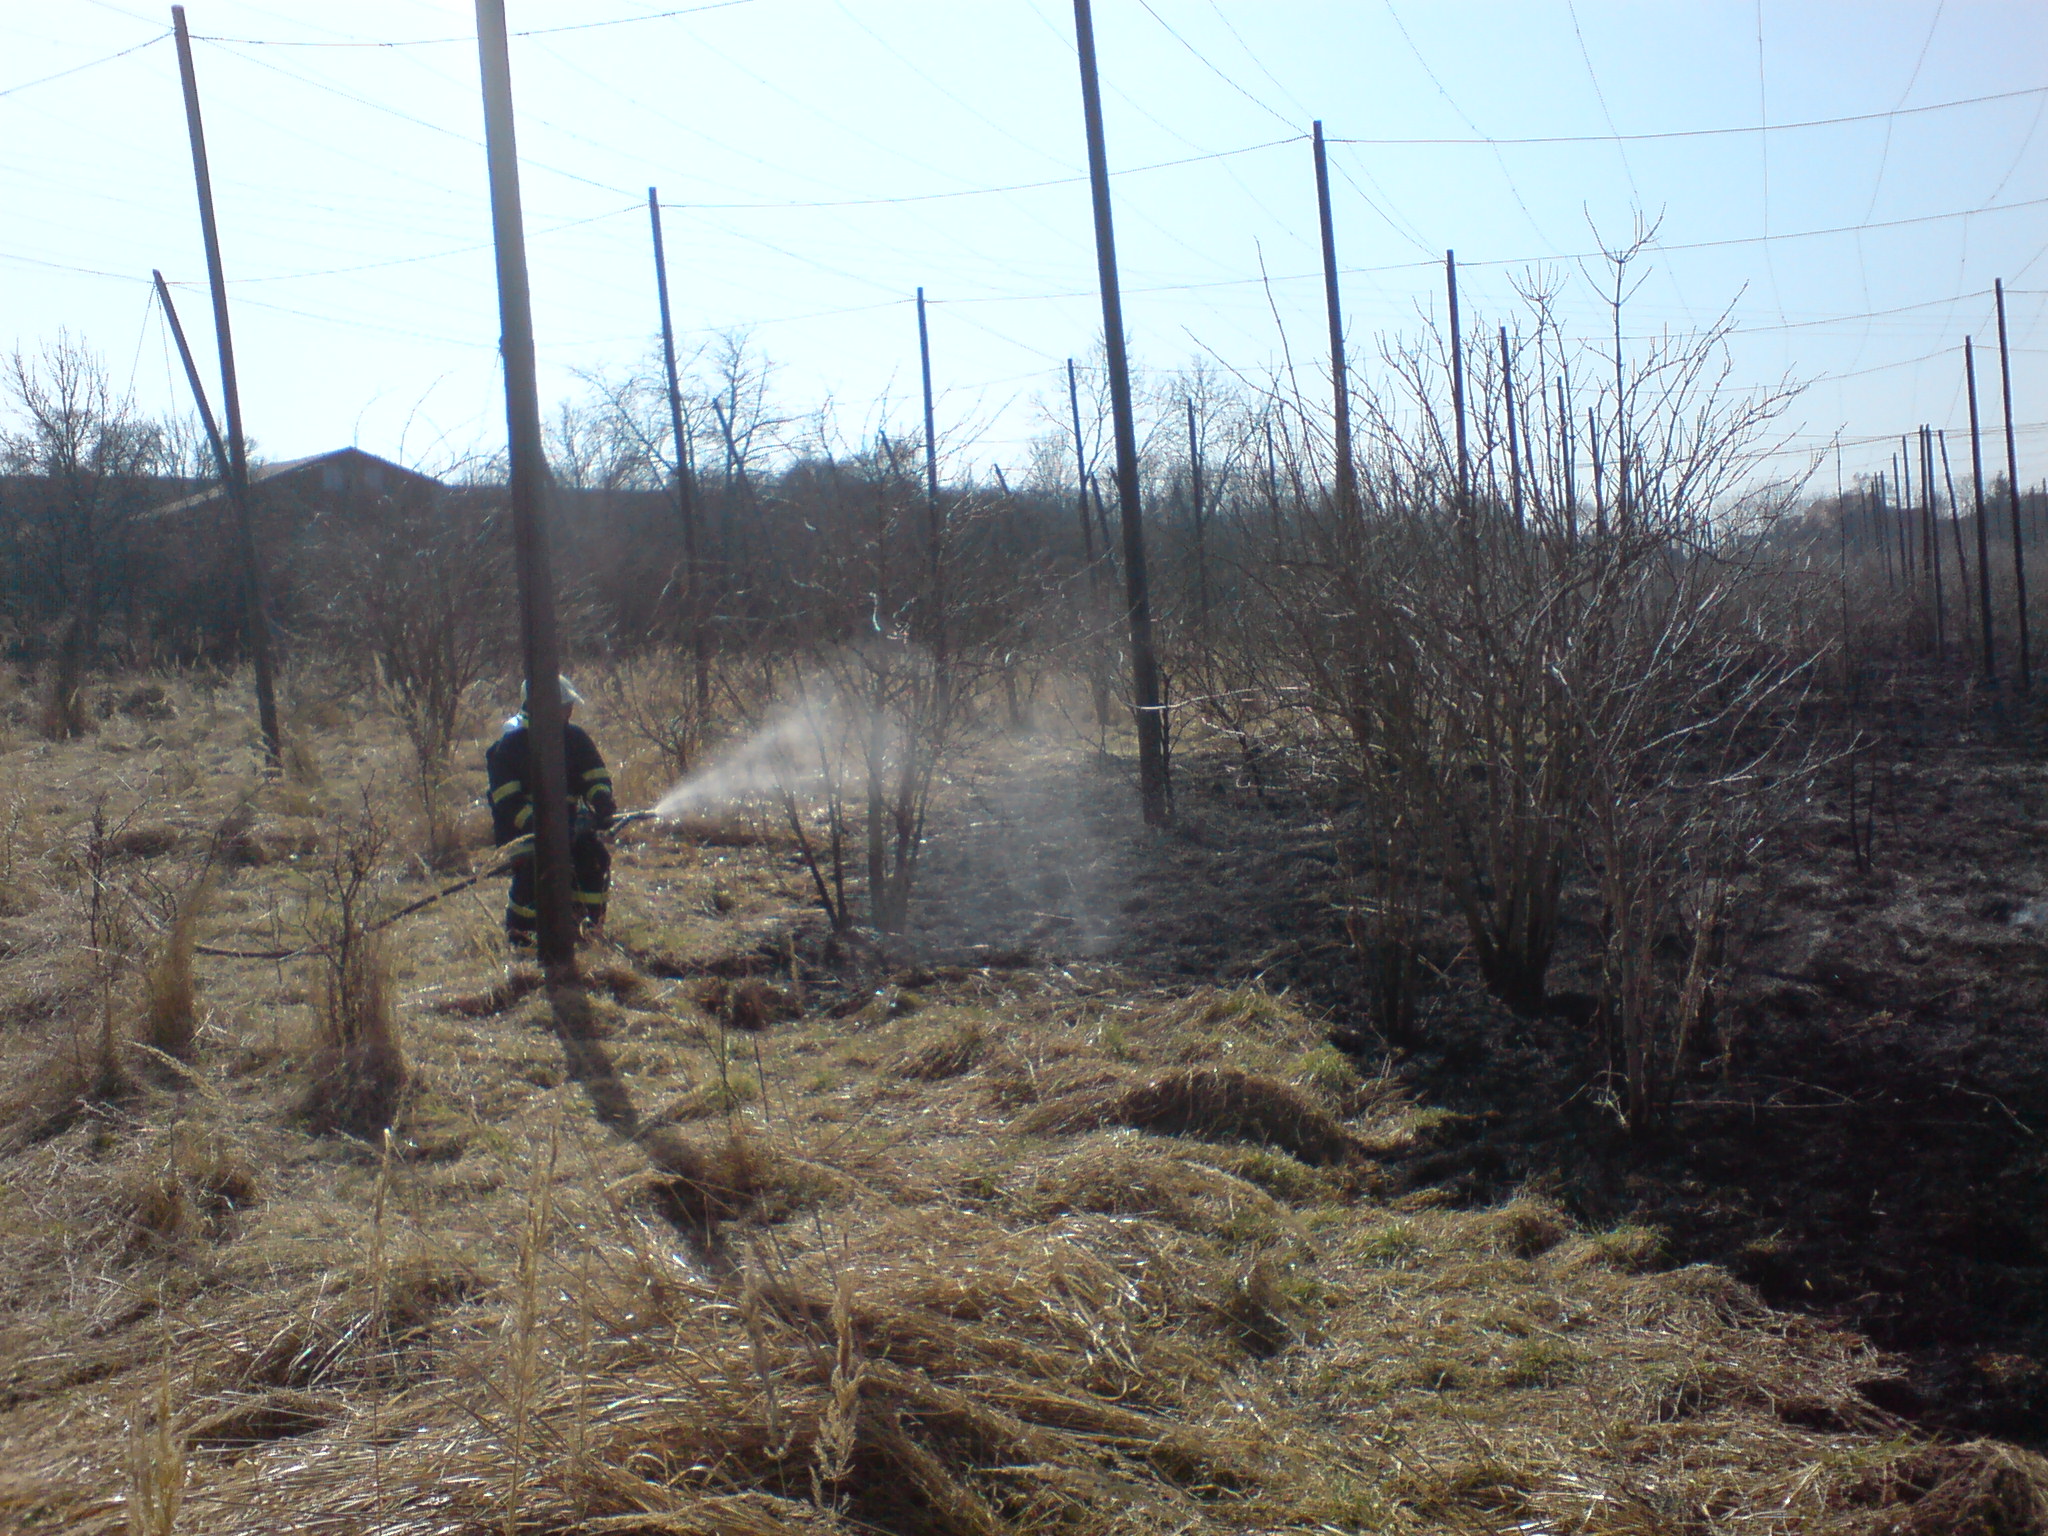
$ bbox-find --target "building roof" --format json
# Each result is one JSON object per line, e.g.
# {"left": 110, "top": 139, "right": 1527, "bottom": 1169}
{"left": 148, "top": 445, "right": 437, "bottom": 518}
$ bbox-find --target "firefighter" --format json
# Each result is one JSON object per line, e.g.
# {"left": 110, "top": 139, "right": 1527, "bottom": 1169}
{"left": 485, "top": 675, "right": 615, "bottom": 946}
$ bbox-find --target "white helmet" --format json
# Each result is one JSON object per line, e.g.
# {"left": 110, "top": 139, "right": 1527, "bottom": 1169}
{"left": 521, "top": 673, "right": 584, "bottom": 709}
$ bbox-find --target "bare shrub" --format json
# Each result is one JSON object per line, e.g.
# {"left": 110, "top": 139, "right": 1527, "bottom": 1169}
{"left": 1258, "top": 235, "right": 1816, "bottom": 1128}
{"left": 597, "top": 651, "right": 718, "bottom": 782}
{"left": 322, "top": 488, "right": 509, "bottom": 863}
{"left": 297, "top": 804, "right": 406, "bottom": 1137}
{"left": 1, "top": 339, "right": 175, "bottom": 739}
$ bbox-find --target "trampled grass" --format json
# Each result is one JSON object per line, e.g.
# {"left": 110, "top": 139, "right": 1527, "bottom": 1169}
{"left": 0, "top": 673, "right": 2039, "bottom": 1535}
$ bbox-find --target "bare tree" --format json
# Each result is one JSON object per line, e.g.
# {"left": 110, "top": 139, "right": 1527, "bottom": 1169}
{"left": 0, "top": 338, "right": 173, "bottom": 733}
{"left": 321, "top": 485, "right": 511, "bottom": 861}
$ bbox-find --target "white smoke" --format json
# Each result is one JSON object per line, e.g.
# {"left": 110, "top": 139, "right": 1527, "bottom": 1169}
{"left": 653, "top": 696, "right": 851, "bottom": 819}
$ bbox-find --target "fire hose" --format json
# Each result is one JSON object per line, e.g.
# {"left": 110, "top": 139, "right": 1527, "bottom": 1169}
{"left": 193, "top": 810, "right": 657, "bottom": 961}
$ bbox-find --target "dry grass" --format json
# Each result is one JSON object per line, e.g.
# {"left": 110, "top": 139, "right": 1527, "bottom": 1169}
{"left": 0, "top": 678, "right": 2039, "bottom": 1536}
{"left": 300, "top": 929, "right": 407, "bottom": 1139}
{"left": 138, "top": 870, "right": 211, "bottom": 1059}
{"left": 1021, "top": 1065, "right": 1362, "bottom": 1165}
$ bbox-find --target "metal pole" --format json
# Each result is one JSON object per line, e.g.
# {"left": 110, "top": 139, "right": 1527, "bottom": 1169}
{"left": 1968, "top": 338, "right": 1996, "bottom": 679}
{"left": 1446, "top": 250, "right": 1470, "bottom": 512}
{"left": 647, "top": 187, "right": 707, "bottom": 712}
{"left": 1997, "top": 278, "right": 2030, "bottom": 691}
{"left": 917, "top": 286, "right": 945, "bottom": 667}
{"left": 1500, "top": 326, "right": 1523, "bottom": 523}
{"left": 1072, "top": 0, "right": 1168, "bottom": 826}
{"left": 171, "top": 7, "right": 281, "bottom": 769}
{"left": 1311, "top": 121, "right": 1354, "bottom": 513}
{"left": 475, "top": 0, "right": 575, "bottom": 970}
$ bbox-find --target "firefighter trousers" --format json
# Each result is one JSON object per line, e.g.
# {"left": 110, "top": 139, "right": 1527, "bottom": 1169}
{"left": 505, "top": 831, "right": 611, "bottom": 941}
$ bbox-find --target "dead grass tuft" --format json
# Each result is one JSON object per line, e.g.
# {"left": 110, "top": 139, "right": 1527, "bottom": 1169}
{"left": 117, "top": 1158, "right": 193, "bottom": 1252}
{"left": 1551, "top": 1221, "right": 1667, "bottom": 1274}
{"left": 1847, "top": 1439, "right": 2048, "bottom": 1534}
{"left": 700, "top": 975, "right": 800, "bottom": 1031}
{"left": 1474, "top": 1195, "right": 1571, "bottom": 1257}
{"left": 110, "top": 1128, "right": 260, "bottom": 1254}
{"left": 184, "top": 1388, "right": 340, "bottom": 1454}
{"left": 436, "top": 964, "right": 544, "bottom": 1017}
{"left": 221, "top": 817, "right": 323, "bottom": 868}
{"left": 108, "top": 823, "right": 180, "bottom": 862}
{"left": 633, "top": 1125, "right": 830, "bottom": 1229}
{"left": 300, "top": 932, "right": 406, "bottom": 1139}
{"left": 587, "top": 960, "right": 655, "bottom": 1006}
{"left": 894, "top": 1016, "right": 987, "bottom": 1080}
{"left": 1022, "top": 1066, "right": 1360, "bottom": 1165}
{"left": 140, "top": 869, "right": 212, "bottom": 1058}
{"left": 1008, "top": 1132, "right": 1296, "bottom": 1249}
{"left": 0, "top": 1026, "right": 129, "bottom": 1154}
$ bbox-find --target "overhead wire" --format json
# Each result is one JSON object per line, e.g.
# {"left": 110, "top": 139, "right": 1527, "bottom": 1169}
{"left": 1200, "top": 0, "right": 1318, "bottom": 123}
{"left": 1862, "top": 0, "right": 1948, "bottom": 222}
{"left": 1124, "top": 3, "right": 1349, "bottom": 268}
{"left": 1325, "top": 82, "right": 2048, "bottom": 146}
{"left": 829, "top": 1, "right": 1072, "bottom": 172}
{"left": 195, "top": 36, "right": 634, "bottom": 197}
{"left": 17, "top": 6, "right": 2047, "bottom": 477}
{"left": 1133, "top": 0, "right": 1298, "bottom": 132}
{"left": 0, "top": 31, "right": 165, "bottom": 98}
{"left": 1181, "top": 0, "right": 1439, "bottom": 264}
{"left": 1379, "top": 0, "right": 1554, "bottom": 247}
{"left": 1562, "top": 0, "right": 1637, "bottom": 199}
{"left": 1754, "top": 1, "right": 1789, "bottom": 337}
{"left": 187, "top": 1, "right": 759, "bottom": 48}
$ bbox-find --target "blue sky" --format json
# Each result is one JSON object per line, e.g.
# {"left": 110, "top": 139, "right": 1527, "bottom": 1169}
{"left": 4, "top": 0, "right": 2045, "bottom": 490}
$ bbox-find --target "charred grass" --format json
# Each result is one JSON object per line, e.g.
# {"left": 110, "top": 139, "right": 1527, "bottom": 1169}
{"left": 0, "top": 679, "right": 2040, "bottom": 1534}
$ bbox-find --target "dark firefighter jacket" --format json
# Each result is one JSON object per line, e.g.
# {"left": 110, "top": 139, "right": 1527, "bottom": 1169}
{"left": 485, "top": 719, "right": 615, "bottom": 847}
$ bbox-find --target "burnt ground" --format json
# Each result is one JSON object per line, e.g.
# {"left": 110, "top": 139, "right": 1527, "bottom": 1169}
{"left": 901, "top": 675, "right": 2048, "bottom": 1446}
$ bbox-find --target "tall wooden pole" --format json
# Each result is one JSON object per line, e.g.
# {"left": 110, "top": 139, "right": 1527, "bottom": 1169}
{"left": 1446, "top": 250, "right": 1470, "bottom": 512}
{"left": 1892, "top": 434, "right": 1908, "bottom": 589}
{"left": 151, "top": 271, "right": 229, "bottom": 483}
{"left": 1997, "top": 278, "right": 2029, "bottom": 691}
{"left": 917, "top": 287, "right": 945, "bottom": 669}
{"left": 1557, "top": 368, "right": 1575, "bottom": 542}
{"left": 171, "top": 7, "right": 281, "bottom": 769}
{"left": 1311, "top": 121, "right": 1354, "bottom": 513}
{"left": 647, "top": 187, "right": 707, "bottom": 712}
{"left": 1891, "top": 455, "right": 1910, "bottom": 585}
{"left": 1923, "top": 426, "right": 1945, "bottom": 654}
{"left": 1938, "top": 428, "right": 1972, "bottom": 663}
{"left": 1835, "top": 440, "right": 1849, "bottom": 659}
{"left": 1588, "top": 406, "right": 1604, "bottom": 537}
{"left": 1071, "top": 0, "right": 1169, "bottom": 826}
{"left": 1186, "top": 397, "right": 1210, "bottom": 639}
{"left": 1968, "top": 338, "right": 1996, "bottom": 679}
{"left": 1066, "top": 358, "right": 1096, "bottom": 564}
{"left": 1500, "top": 327, "right": 1524, "bottom": 523}
{"left": 475, "top": 0, "right": 575, "bottom": 970}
